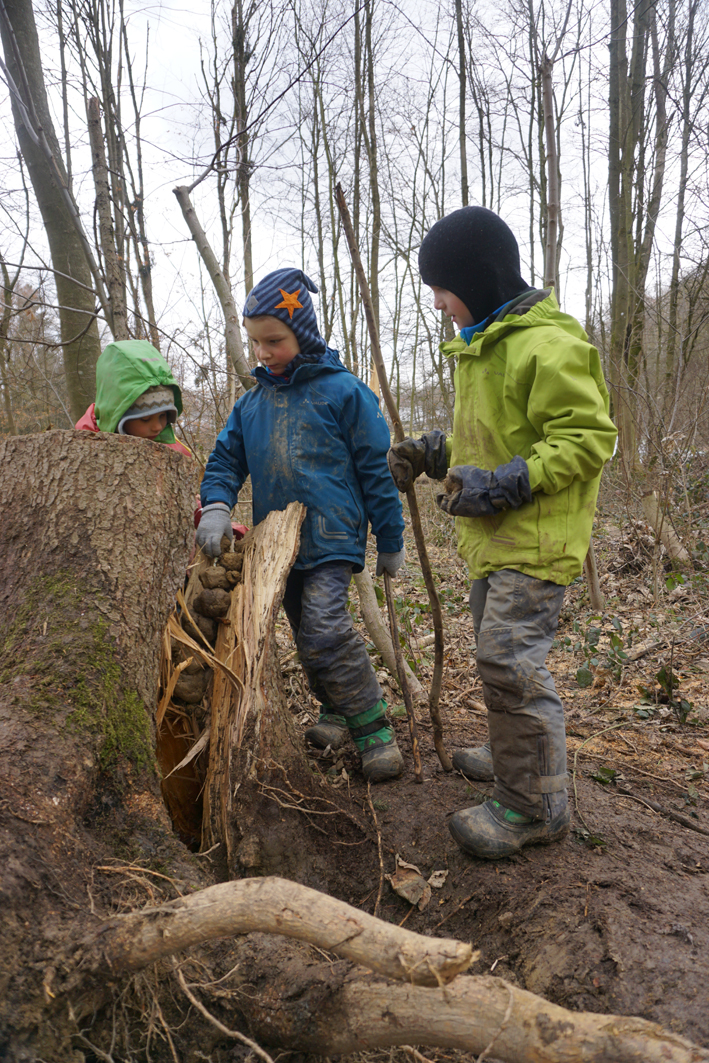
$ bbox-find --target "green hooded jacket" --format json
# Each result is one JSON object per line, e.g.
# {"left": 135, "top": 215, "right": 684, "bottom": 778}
{"left": 440, "top": 289, "right": 617, "bottom": 586}
{"left": 93, "top": 340, "right": 183, "bottom": 444}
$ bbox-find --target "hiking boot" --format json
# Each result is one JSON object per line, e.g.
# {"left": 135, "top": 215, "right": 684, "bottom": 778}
{"left": 361, "top": 735, "right": 405, "bottom": 783}
{"left": 304, "top": 712, "right": 348, "bottom": 750}
{"left": 448, "top": 799, "right": 570, "bottom": 860}
{"left": 347, "top": 699, "right": 404, "bottom": 783}
{"left": 451, "top": 742, "right": 494, "bottom": 781}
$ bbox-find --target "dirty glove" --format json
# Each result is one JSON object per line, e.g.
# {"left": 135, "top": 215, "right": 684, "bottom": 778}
{"left": 195, "top": 502, "right": 233, "bottom": 557}
{"left": 387, "top": 429, "right": 448, "bottom": 492}
{"left": 437, "top": 456, "right": 532, "bottom": 518}
{"left": 376, "top": 548, "right": 405, "bottom": 577}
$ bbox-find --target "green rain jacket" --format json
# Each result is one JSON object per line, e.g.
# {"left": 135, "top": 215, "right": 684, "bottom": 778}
{"left": 82, "top": 340, "right": 185, "bottom": 449}
{"left": 440, "top": 289, "right": 617, "bottom": 586}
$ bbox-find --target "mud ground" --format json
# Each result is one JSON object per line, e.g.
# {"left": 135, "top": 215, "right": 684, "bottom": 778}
{"left": 278, "top": 502, "right": 709, "bottom": 1050}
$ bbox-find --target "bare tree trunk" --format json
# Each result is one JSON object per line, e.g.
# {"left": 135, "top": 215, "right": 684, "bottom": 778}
{"left": 455, "top": 0, "right": 469, "bottom": 206}
{"left": 87, "top": 96, "right": 129, "bottom": 340}
{"left": 0, "top": 253, "right": 18, "bottom": 434}
{"left": 0, "top": 0, "right": 101, "bottom": 419}
{"left": 173, "top": 185, "right": 255, "bottom": 391}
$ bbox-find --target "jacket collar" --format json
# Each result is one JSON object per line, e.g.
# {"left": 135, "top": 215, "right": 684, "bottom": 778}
{"left": 252, "top": 346, "right": 348, "bottom": 389}
{"left": 440, "top": 288, "right": 555, "bottom": 359}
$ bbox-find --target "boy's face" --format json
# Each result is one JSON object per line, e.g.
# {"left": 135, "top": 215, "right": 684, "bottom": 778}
{"left": 429, "top": 286, "right": 474, "bottom": 328}
{"left": 125, "top": 412, "right": 168, "bottom": 439}
{"left": 245, "top": 315, "right": 300, "bottom": 374}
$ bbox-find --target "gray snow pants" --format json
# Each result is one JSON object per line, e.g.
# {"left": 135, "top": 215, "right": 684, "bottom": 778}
{"left": 470, "top": 568, "right": 568, "bottom": 820}
{"left": 282, "top": 561, "right": 382, "bottom": 718}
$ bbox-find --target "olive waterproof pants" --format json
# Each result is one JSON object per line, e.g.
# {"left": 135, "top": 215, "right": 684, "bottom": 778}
{"left": 470, "top": 568, "right": 568, "bottom": 820}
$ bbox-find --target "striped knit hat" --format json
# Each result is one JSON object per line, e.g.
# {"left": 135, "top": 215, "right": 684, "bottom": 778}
{"left": 243, "top": 268, "right": 326, "bottom": 354}
{"left": 117, "top": 385, "right": 177, "bottom": 435}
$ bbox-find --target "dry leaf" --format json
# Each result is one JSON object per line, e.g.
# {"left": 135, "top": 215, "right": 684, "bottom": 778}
{"left": 386, "top": 854, "right": 432, "bottom": 910}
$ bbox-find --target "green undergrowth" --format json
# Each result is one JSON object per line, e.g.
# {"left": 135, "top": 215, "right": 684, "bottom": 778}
{"left": 0, "top": 571, "right": 153, "bottom": 772}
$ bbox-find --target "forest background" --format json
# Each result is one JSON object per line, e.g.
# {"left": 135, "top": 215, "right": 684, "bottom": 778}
{"left": 1, "top": 0, "right": 708, "bottom": 503}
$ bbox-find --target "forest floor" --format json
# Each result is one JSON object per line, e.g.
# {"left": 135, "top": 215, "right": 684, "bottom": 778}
{"left": 275, "top": 478, "right": 709, "bottom": 1053}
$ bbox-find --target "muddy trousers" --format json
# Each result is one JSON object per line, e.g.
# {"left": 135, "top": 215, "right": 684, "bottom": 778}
{"left": 282, "top": 561, "right": 382, "bottom": 719}
{"left": 470, "top": 569, "right": 567, "bottom": 821}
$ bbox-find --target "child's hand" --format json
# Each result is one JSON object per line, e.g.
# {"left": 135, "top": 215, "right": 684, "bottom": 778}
{"left": 196, "top": 503, "right": 234, "bottom": 557}
{"left": 387, "top": 430, "right": 447, "bottom": 491}
{"left": 437, "top": 457, "right": 531, "bottom": 518}
{"left": 376, "top": 548, "right": 405, "bottom": 577}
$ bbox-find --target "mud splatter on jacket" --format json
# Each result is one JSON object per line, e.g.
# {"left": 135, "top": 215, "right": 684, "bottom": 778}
{"left": 440, "top": 289, "right": 617, "bottom": 585}
{"left": 201, "top": 349, "right": 404, "bottom": 571}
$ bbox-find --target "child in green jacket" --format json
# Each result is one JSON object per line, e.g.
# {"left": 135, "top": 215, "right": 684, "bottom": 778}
{"left": 389, "top": 206, "right": 617, "bottom": 859}
{"left": 75, "top": 340, "right": 190, "bottom": 457}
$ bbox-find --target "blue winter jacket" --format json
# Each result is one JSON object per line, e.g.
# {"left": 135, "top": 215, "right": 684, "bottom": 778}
{"left": 200, "top": 349, "right": 405, "bottom": 571}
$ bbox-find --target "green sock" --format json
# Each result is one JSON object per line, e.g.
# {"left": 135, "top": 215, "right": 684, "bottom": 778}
{"left": 492, "top": 799, "right": 532, "bottom": 824}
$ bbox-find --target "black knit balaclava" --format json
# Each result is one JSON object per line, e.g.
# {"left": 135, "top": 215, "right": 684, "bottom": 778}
{"left": 418, "top": 206, "right": 530, "bottom": 325}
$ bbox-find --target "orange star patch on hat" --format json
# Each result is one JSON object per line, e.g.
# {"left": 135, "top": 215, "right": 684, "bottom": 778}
{"left": 274, "top": 288, "right": 303, "bottom": 319}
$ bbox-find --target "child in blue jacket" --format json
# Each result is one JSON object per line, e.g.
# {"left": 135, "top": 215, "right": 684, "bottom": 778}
{"left": 197, "top": 268, "right": 406, "bottom": 782}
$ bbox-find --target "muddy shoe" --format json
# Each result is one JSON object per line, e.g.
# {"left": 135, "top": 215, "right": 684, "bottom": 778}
{"left": 304, "top": 713, "right": 349, "bottom": 750}
{"left": 449, "top": 799, "right": 570, "bottom": 860}
{"left": 348, "top": 700, "right": 404, "bottom": 782}
{"left": 451, "top": 742, "right": 494, "bottom": 781}
{"left": 361, "top": 736, "right": 405, "bottom": 783}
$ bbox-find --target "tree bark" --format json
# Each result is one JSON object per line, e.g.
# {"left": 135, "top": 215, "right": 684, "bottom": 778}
{"left": 0, "top": 0, "right": 101, "bottom": 419}
{"left": 233, "top": 953, "right": 709, "bottom": 1063}
{"left": 0, "top": 430, "right": 198, "bottom": 1056}
{"left": 78, "top": 876, "right": 473, "bottom": 985}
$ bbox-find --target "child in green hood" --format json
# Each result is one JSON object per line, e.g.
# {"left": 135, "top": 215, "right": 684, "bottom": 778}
{"left": 75, "top": 340, "right": 190, "bottom": 457}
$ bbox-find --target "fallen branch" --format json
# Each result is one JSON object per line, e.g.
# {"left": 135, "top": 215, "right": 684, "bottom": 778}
{"left": 83, "top": 876, "right": 473, "bottom": 986}
{"left": 243, "top": 970, "right": 709, "bottom": 1063}
{"left": 353, "top": 568, "right": 425, "bottom": 701}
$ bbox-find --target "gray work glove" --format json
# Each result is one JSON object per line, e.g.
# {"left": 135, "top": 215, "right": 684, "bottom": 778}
{"left": 437, "top": 456, "right": 532, "bottom": 518}
{"left": 196, "top": 502, "right": 233, "bottom": 557}
{"left": 376, "top": 548, "right": 405, "bottom": 577}
{"left": 387, "top": 429, "right": 448, "bottom": 492}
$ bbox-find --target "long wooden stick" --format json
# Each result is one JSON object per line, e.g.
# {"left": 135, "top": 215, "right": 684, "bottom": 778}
{"left": 383, "top": 572, "right": 423, "bottom": 783}
{"left": 335, "top": 183, "right": 451, "bottom": 772}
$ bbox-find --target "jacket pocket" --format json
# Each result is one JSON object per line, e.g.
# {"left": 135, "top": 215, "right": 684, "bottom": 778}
{"left": 317, "top": 514, "right": 350, "bottom": 541}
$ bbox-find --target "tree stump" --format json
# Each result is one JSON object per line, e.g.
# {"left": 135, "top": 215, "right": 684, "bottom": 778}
{"left": 0, "top": 431, "right": 199, "bottom": 1056}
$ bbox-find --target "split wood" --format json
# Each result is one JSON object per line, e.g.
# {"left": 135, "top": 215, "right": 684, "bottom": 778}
{"left": 384, "top": 570, "right": 423, "bottom": 782}
{"left": 335, "top": 182, "right": 451, "bottom": 772}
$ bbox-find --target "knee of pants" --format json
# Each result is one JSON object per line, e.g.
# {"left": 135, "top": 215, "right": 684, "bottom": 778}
{"left": 296, "top": 620, "right": 353, "bottom": 670}
{"left": 476, "top": 632, "right": 538, "bottom": 709}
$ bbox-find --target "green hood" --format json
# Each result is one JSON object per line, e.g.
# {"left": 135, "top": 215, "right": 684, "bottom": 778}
{"left": 94, "top": 340, "right": 183, "bottom": 444}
